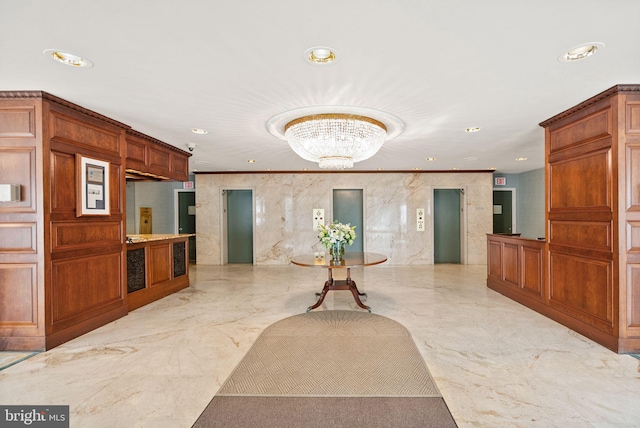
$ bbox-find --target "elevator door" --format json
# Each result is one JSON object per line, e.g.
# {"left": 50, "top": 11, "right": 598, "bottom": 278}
{"left": 332, "top": 189, "right": 364, "bottom": 252}
{"left": 434, "top": 189, "right": 461, "bottom": 263}
{"left": 226, "top": 190, "right": 253, "bottom": 263}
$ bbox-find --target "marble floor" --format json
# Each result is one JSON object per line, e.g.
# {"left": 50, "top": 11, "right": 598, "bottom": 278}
{"left": 1, "top": 264, "right": 639, "bottom": 427}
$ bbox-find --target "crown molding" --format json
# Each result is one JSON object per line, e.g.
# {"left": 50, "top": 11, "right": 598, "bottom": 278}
{"left": 126, "top": 129, "right": 192, "bottom": 157}
{"left": 539, "top": 84, "right": 640, "bottom": 127}
{"left": 0, "top": 90, "right": 131, "bottom": 130}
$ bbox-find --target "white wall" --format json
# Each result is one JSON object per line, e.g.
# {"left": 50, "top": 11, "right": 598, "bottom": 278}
{"left": 195, "top": 172, "right": 493, "bottom": 265}
{"left": 493, "top": 168, "right": 545, "bottom": 238}
{"left": 127, "top": 181, "right": 185, "bottom": 234}
{"left": 517, "top": 168, "right": 545, "bottom": 238}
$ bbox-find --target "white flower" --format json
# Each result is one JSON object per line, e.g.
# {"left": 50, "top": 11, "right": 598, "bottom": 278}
{"left": 317, "top": 221, "right": 357, "bottom": 249}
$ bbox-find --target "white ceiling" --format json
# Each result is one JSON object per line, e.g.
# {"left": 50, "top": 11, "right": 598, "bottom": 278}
{"left": 3, "top": 0, "right": 639, "bottom": 174}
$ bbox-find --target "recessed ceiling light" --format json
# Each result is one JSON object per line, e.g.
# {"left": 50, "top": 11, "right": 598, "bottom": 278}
{"left": 425, "top": 157, "right": 437, "bottom": 161}
{"left": 247, "top": 159, "right": 256, "bottom": 163}
{"left": 515, "top": 157, "right": 528, "bottom": 161}
{"left": 377, "top": 167, "right": 384, "bottom": 170}
{"left": 488, "top": 167, "right": 497, "bottom": 170}
{"left": 191, "top": 128, "right": 208, "bottom": 134}
{"left": 559, "top": 42, "right": 605, "bottom": 62}
{"left": 43, "top": 49, "right": 93, "bottom": 68}
{"left": 413, "top": 167, "right": 421, "bottom": 170}
{"left": 194, "top": 160, "right": 209, "bottom": 165}
{"left": 450, "top": 167, "right": 459, "bottom": 170}
{"left": 464, "top": 156, "right": 478, "bottom": 161}
{"left": 465, "top": 127, "right": 481, "bottom": 133}
{"left": 304, "top": 46, "right": 339, "bottom": 65}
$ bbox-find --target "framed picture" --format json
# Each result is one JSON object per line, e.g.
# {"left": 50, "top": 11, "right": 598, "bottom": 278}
{"left": 76, "top": 154, "right": 110, "bottom": 216}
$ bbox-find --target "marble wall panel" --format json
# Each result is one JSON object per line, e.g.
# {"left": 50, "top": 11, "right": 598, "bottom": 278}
{"left": 195, "top": 172, "right": 493, "bottom": 265}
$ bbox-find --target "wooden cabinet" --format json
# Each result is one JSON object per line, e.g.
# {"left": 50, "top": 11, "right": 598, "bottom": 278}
{"left": 0, "top": 91, "right": 192, "bottom": 351}
{"left": 489, "top": 85, "right": 640, "bottom": 354}
{"left": 126, "top": 236, "right": 190, "bottom": 311}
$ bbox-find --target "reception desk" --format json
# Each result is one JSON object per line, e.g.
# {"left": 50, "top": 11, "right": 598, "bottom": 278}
{"left": 487, "top": 234, "right": 546, "bottom": 305}
{"left": 126, "top": 234, "right": 194, "bottom": 311}
{"left": 487, "top": 233, "right": 636, "bottom": 353}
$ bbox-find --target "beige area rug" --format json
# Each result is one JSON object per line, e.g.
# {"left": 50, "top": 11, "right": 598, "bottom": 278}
{"left": 194, "top": 311, "right": 456, "bottom": 427}
{"left": 217, "top": 310, "right": 440, "bottom": 397}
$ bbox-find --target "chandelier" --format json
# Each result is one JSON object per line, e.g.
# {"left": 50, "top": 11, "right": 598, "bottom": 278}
{"left": 283, "top": 114, "right": 388, "bottom": 169}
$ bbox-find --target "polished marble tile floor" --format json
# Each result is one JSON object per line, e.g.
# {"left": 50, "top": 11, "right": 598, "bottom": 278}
{"left": 0, "top": 352, "right": 38, "bottom": 371}
{"left": 1, "top": 264, "right": 639, "bottom": 427}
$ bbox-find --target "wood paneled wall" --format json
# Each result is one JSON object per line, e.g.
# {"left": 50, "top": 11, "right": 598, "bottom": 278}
{"left": 0, "top": 92, "right": 130, "bottom": 350}
{"left": 540, "top": 85, "right": 640, "bottom": 353}
{"left": 126, "top": 129, "right": 190, "bottom": 181}
{"left": 0, "top": 92, "right": 190, "bottom": 351}
{"left": 0, "top": 97, "right": 43, "bottom": 350}
{"left": 45, "top": 99, "right": 129, "bottom": 349}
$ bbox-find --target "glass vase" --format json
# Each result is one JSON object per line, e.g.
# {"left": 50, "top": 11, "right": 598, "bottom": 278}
{"left": 331, "top": 241, "right": 343, "bottom": 263}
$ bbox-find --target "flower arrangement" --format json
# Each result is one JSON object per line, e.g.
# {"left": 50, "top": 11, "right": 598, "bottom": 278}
{"left": 317, "top": 221, "right": 357, "bottom": 258}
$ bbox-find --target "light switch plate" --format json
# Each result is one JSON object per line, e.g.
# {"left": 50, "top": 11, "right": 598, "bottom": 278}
{"left": 313, "top": 208, "right": 325, "bottom": 231}
{"left": 0, "top": 184, "right": 20, "bottom": 202}
{"left": 417, "top": 208, "right": 425, "bottom": 232}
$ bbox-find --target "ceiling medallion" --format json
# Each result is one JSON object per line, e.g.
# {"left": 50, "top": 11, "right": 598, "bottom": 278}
{"left": 268, "top": 107, "right": 404, "bottom": 170}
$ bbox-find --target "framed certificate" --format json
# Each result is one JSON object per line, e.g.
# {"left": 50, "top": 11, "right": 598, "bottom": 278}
{"left": 76, "top": 154, "right": 110, "bottom": 216}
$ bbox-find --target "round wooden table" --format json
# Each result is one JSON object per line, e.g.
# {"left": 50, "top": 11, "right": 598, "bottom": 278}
{"left": 291, "top": 252, "right": 387, "bottom": 313}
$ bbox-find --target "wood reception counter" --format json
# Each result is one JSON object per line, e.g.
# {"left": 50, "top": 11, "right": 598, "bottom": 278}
{"left": 126, "top": 234, "right": 194, "bottom": 311}
{"left": 487, "top": 234, "right": 546, "bottom": 305}
{"left": 502, "top": 85, "right": 640, "bottom": 354}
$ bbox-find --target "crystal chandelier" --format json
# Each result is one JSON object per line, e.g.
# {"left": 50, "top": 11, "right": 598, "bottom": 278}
{"left": 284, "top": 114, "right": 387, "bottom": 169}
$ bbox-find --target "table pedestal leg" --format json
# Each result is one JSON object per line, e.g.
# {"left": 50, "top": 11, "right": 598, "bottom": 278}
{"left": 307, "top": 281, "right": 332, "bottom": 312}
{"left": 307, "top": 268, "right": 371, "bottom": 313}
{"left": 346, "top": 279, "right": 371, "bottom": 312}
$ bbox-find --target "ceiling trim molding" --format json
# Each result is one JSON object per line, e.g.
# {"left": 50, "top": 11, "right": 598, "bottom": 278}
{"left": 126, "top": 129, "right": 192, "bottom": 157}
{"left": 0, "top": 90, "right": 132, "bottom": 130}
{"left": 539, "top": 84, "right": 640, "bottom": 127}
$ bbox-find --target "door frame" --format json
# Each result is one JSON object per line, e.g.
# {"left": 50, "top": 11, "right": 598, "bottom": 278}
{"left": 330, "top": 186, "right": 367, "bottom": 252}
{"left": 431, "top": 186, "right": 467, "bottom": 264}
{"left": 220, "top": 187, "right": 256, "bottom": 265}
{"left": 173, "top": 189, "right": 195, "bottom": 233}
{"left": 174, "top": 188, "right": 196, "bottom": 263}
{"left": 492, "top": 187, "right": 517, "bottom": 234}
